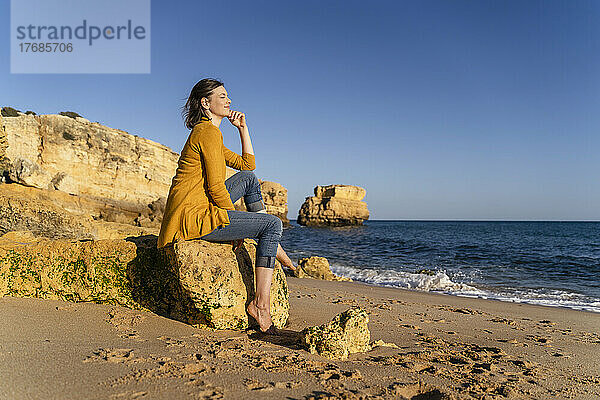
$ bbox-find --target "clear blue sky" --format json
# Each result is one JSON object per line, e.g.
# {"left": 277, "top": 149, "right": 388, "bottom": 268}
{"left": 2, "top": 0, "right": 598, "bottom": 220}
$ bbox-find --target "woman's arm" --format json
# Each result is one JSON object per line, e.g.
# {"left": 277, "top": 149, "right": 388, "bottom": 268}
{"left": 223, "top": 144, "right": 256, "bottom": 170}
{"left": 229, "top": 111, "right": 254, "bottom": 155}
{"left": 238, "top": 125, "right": 254, "bottom": 156}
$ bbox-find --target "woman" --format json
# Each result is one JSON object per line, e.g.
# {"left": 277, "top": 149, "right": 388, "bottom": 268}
{"left": 157, "top": 78, "right": 296, "bottom": 335}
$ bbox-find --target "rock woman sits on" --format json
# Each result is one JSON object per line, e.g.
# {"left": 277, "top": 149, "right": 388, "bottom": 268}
{"left": 157, "top": 78, "right": 296, "bottom": 334}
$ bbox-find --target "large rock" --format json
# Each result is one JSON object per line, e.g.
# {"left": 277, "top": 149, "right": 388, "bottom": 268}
{"left": 0, "top": 182, "right": 157, "bottom": 240}
{"left": 294, "top": 256, "right": 351, "bottom": 281}
{"left": 298, "top": 184, "right": 369, "bottom": 227}
{"left": 0, "top": 232, "right": 289, "bottom": 330}
{"left": 301, "top": 307, "right": 371, "bottom": 360}
{"left": 163, "top": 238, "right": 289, "bottom": 329}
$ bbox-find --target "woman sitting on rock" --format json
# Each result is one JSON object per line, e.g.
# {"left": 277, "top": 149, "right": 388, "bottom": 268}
{"left": 157, "top": 78, "right": 296, "bottom": 334}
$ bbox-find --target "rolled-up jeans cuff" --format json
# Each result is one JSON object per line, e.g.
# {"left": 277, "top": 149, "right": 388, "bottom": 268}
{"left": 246, "top": 199, "right": 265, "bottom": 212}
{"left": 256, "top": 255, "right": 276, "bottom": 269}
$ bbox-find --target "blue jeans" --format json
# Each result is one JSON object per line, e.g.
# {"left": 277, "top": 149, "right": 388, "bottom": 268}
{"left": 200, "top": 171, "right": 283, "bottom": 268}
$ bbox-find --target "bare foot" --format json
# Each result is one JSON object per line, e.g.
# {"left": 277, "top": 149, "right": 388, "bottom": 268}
{"left": 276, "top": 244, "right": 296, "bottom": 271}
{"left": 247, "top": 299, "right": 273, "bottom": 332}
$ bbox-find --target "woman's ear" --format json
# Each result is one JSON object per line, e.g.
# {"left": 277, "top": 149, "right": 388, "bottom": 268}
{"left": 201, "top": 98, "right": 209, "bottom": 110}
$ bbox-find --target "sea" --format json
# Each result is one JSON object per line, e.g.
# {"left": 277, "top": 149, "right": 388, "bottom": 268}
{"left": 281, "top": 220, "right": 600, "bottom": 313}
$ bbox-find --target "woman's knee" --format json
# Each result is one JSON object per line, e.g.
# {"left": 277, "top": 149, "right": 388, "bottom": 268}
{"left": 268, "top": 215, "right": 283, "bottom": 235}
{"left": 237, "top": 170, "right": 259, "bottom": 184}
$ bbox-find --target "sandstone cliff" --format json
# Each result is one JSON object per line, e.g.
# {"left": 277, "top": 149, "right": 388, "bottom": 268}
{"left": 0, "top": 113, "right": 9, "bottom": 174}
{"left": 0, "top": 182, "right": 157, "bottom": 239}
{"left": 297, "top": 184, "right": 369, "bottom": 227}
{"left": 1, "top": 112, "right": 178, "bottom": 206}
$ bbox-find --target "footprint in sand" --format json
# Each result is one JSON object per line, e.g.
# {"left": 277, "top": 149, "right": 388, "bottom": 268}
{"left": 526, "top": 335, "right": 552, "bottom": 345}
{"left": 373, "top": 303, "right": 393, "bottom": 310}
{"left": 244, "top": 378, "right": 300, "bottom": 391}
{"left": 538, "top": 319, "right": 556, "bottom": 326}
{"left": 398, "top": 323, "right": 421, "bottom": 330}
{"left": 489, "top": 317, "right": 517, "bottom": 325}
{"left": 189, "top": 383, "right": 224, "bottom": 399}
{"left": 55, "top": 304, "right": 77, "bottom": 311}
{"left": 106, "top": 361, "right": 215, "bottom": 388}
{"left": 577, "top": 331, "right": 600, "bottom": 344}
{"left": 157, "top": 336, "right": 186, "bottom": 347}
{"left": 331, "top": 299, "right": 359, "bottom": 306}
{"left": 439, "top": 306, "right": 483, "bottom": 315}
{"left": 387, "top": 381, "right": 449, "bottom": 399}
{"left": 109, "top": 390, "right": 148, "bottom": 399}
{"left": 105, "top": 308, "right": 146, "bottom": 341}
{"left": 84, "top": 348, "right": 134, "bottom": 363}
{"left": 471, "top": 362, "right": 495, "bottom": 374}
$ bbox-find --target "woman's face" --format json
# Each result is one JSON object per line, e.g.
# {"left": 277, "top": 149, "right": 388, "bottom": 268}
{"left": 204, "top": 86, "right": 231, "bottom": 118}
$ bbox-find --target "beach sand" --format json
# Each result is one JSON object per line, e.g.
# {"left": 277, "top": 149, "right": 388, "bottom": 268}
{"left": 0, "top": 277, "right": 598, "bottom": 399}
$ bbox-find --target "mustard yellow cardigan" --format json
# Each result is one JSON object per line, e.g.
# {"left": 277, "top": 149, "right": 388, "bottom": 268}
{"left": 157, "top": 118, "right": 255, "bottom": 248}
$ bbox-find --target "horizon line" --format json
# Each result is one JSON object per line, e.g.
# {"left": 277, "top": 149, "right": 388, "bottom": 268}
{"left": 288, "top": 218, "right": 600, "bottom": 223}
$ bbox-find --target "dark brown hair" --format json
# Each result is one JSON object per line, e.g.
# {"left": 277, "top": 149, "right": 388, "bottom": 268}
{"left": 182, "top": 78, "right": 224, "bottom": 130}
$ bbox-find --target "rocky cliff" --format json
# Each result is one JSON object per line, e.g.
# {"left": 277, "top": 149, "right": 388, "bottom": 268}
{"left": 1, "top": 112, "right": 178, "bottom": 206}
{"left": 297, "top": 184, "right": 369, "bottom": 227}
{"left": 0, "top": 113, "right": 9, "bottom": 174}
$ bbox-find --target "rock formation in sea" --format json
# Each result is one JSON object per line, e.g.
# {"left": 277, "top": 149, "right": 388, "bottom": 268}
{"left": 294, "top": 256, "right": 351, "bottom": 281}
{"left": 0, "top": 231, "right": 289, "bottom": 330}
{"left": 301, "top": 307, "right": 371, "bottom": 360}
{"left": 297, "top": 184, "right": 369, "bottom": 227}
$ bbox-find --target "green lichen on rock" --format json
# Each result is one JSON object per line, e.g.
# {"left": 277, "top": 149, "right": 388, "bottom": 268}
{"left": 1, "top": 107, "right": 21, "bottom": 117}
{"left": 0, "top": 233, "right": 290, "bottom": 331}
{"left": 0, "top": 236, "right": 146, "bottom": 309}
{"left": 59, "top": 111, "right": 82, "bottom": 119}
{"left": 301, "top": 307, "right": 371, "bottom": 360}
{"left": 0, "top": 237, "right": 145, "bottom": 309}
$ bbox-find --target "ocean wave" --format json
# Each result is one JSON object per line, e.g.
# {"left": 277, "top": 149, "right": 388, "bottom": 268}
{"left": 329, "top": 263, "right": 485, "bottom": 295}
{"left": 328, "top": 263, "right": 600, "bottom": 313}
{"left": 480, "top": 289, "right": 600, "bottom": 313}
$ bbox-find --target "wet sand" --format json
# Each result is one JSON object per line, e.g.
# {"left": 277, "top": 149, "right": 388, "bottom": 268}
{"left": 0, "top": 277, "right": 598, "bottom": 399}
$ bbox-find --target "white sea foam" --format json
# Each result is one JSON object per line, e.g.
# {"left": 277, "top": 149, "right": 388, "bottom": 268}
{"left": 479, "top": 290, "right": 600, "bottom": 313}
{"left": 329, "top": 263, "right": 485, "bottom": 296}
{"left": 329, "top": 263, "right": 600, "bottom": 313}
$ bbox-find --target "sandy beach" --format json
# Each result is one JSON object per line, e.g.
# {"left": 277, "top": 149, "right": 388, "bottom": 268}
{"left": 1, "top": 277, "right": 598, "bottom": 400}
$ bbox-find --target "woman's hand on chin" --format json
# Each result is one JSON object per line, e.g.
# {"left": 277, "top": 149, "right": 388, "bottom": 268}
{"left": 227, "top": 110, "right": 246, "bottom": 129}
